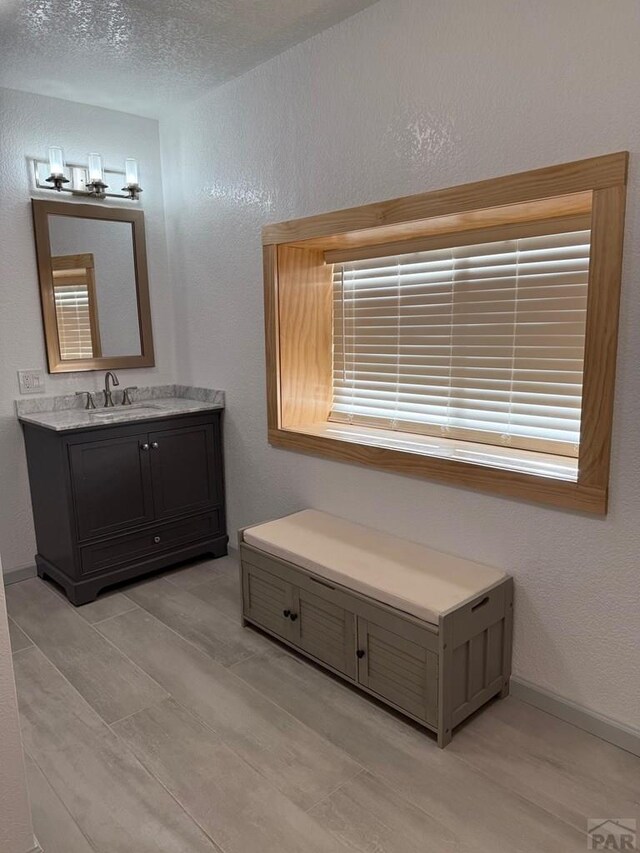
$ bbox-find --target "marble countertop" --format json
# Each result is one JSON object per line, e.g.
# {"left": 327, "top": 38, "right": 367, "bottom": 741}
{"left": 16, "top": 384, "right": 224, "bottom": 432}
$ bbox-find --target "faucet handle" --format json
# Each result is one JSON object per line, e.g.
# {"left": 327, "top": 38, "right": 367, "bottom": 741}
{"left": 122, "top": 386, "right": 138, "bottom": 406}
{"left": 75, "top": 391, "right": 96, "bottom": 410}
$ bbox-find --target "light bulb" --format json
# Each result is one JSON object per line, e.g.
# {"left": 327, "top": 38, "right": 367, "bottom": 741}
{"left": 48, "top": 146, "right": 65, "bottom": 177}
{"left": 87, "top": 153, "right": 104, "bottom": 182}
{"left": 124, "top": 158, "right": 139, "bottom": 187}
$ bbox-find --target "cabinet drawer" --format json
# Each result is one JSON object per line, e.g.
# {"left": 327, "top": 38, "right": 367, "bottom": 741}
{"left": 80, "top": 511, "right": 221, "bottom": 576}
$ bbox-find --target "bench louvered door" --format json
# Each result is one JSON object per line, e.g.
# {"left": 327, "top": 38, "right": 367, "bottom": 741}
{"left": 356, "top": 617, "right": 438, "bottom": 726}
{"left": 242, "top": 562, "right": 294, "bottom": 641}
{"left": 293, "top": 585, "right": 356, "bottom": 679}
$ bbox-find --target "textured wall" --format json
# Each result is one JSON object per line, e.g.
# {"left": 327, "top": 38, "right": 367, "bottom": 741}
{"left": 0, "top": 558, "right": 36, "bottom": 853}
{"left": 0, "top": 87, "right": 176, "bottom": 574}
{"left": 161, "top": 0, "right": 640, "bottom": 729}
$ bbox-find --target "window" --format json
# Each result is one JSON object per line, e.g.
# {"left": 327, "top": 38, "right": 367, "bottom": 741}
{"left": 331, "top": 230, "right": 590, "bottom": 461}
{"left": 263, "top": 153, "right": 628, "bottom": 513}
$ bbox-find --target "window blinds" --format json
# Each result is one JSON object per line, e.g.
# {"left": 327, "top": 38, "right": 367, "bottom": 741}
{"left": 53, "top": 280, "right": 94, "bottom": 360}
{"left": 331, "top": 230, "right": 591, "bottom": 457}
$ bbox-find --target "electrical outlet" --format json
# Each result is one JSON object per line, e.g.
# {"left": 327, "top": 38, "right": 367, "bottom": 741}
{"left": 17, "top": 369, "right": 45, "bottom": 395}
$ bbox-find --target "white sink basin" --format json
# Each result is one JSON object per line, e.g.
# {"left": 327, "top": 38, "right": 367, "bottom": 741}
{"left": 88, "top": 404, "right": 163, "bottom": 420}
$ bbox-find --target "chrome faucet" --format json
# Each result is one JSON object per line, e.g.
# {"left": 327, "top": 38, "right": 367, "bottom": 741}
{"left": 103, "top": 371, "right": 120, "bottom": 407}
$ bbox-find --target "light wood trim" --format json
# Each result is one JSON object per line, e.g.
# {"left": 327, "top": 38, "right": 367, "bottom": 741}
{"left": 269, "top": 427, "right": 606, "bottom": 513}
{"left": 31, "top": 199, "right": 155, "bottom": 373}
{"left": 263, "top": 244, "right": 280, "bottom": 431}
{"left": 263, "top": 153, "right": 626, "bottom": 245}
{"left": 325, "top": 211, "right": 592, "bottom": 265}
{"left": 85, "top": 265, "right": 102, "bottom": 358}
{"left": 578, "top": 185, "right": 627, "bottom": 497}
{"left": 263, "top": 153, "right": 628, "bottom": 513}
{"left": 51, "top": 252, "right": 94, "bottom": 272}
{"left": 305, "top": 193, "right": 593, "bottom": 255}
{"left": 278, "top": 246, "right": 333, "bottom": 428}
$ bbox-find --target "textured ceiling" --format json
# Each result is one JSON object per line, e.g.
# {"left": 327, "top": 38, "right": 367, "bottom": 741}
{"left": 0, "top": 0, "right": 379, "bottom": 117}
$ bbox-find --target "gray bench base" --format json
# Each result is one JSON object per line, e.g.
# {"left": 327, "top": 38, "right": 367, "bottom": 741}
{"left": 239, "top": 530, "right": 513, "bottom": 747}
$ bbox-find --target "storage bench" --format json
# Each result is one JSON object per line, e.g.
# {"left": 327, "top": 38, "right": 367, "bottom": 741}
{"left": 239, "top": 510, "right": 513, "bottom": 747}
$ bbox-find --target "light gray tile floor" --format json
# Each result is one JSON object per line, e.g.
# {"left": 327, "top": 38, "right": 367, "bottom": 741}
{"left": 7, "top": 555, "right": 640, "bottom": 853}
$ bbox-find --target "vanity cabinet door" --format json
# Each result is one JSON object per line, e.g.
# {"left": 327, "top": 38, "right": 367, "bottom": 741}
{"left": 148, "top": 422, "right": 220, "bottom": 521}
{"left": 70, "top": 433, "right": 155, "bottom": 541}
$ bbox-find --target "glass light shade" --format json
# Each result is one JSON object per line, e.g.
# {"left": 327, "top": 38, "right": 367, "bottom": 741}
{"left": 124, "top": 158, "right": 139, "bottom": 187}
{"left": 87, "top": 153, "right": 104, "bottom": 182}
{"left": 48, "top": 146, "right": 65, "bottom": 177}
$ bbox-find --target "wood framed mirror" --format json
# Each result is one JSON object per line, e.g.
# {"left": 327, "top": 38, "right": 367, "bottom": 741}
{"left": 31, "top": 199, "right": 155, "bottom": 373}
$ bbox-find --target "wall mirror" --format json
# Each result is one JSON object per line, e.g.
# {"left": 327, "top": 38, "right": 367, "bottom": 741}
{"left": 31, "top": 199, "right": 155, "bottom": 372}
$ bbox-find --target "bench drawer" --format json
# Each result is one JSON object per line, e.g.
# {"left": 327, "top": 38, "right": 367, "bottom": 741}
{"left": 356, "top": 617, "right": 438, "bottom": 727}
{"left": 80, "top": 511, "right": 221, "bottom": 576}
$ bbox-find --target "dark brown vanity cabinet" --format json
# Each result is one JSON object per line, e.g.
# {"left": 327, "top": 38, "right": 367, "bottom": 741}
{"left": 22, "top": 411, "right": 227, "bottom": 605}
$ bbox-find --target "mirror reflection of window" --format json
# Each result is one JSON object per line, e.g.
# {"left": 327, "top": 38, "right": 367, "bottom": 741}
{"left": 52, "top": 254, "right": 102, "bottom": 360}
{"left": 48, "top": 216, "right": 141, "bottom": 358}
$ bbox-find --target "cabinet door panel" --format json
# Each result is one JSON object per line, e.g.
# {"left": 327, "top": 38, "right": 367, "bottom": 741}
{"left": 357, "top": 617, "right": 438, "bottom": 726}
{"left": 242, "top": 562, "right": 294, "bottom": 641}
{"left": 295, "top": 586, "right": 356, "bottom": 679}
{"left": 70, "top": 434, "right": 154, "bottom": 540}
{"left": 149, "top": 424, "right": 219, "bottom": 520}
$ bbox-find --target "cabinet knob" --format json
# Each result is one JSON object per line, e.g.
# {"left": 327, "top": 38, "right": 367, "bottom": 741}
{"left": 282, "top": 609, "right": 290, "bottom": 618}
{"left": 289, "top": 612, "right": 298, "bottom": 622}
{"left": 154, "top": 535, "right": 161, "bottom": 544}
{"left": 140, "top": 443, "right": 150, "bottom": 451}
{"left": 151, "top": 441, "right": 159, "bottom": 449}
{"left": 356, "top": 649, "right": 366, "bottom": 659}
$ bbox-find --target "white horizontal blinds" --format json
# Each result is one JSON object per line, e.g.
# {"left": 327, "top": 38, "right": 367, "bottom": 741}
{"left": 53, "top": 270, "right": 94, "bottom": 360}
{"left": 331, "top": 230, "right": 591, "bottom": 457}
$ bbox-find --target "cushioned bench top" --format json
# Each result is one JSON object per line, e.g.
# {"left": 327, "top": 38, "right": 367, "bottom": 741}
{"left": 243, "top": 510, "right": 506, "bottom": 625}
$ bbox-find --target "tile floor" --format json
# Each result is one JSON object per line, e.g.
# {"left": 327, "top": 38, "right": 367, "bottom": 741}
{"left": 6, "top": 555, "right": 640, "bottom": 853}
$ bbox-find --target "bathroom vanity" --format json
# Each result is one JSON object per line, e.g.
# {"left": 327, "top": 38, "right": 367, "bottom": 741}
{"left": 18, "top": 386, "right": 227, "bottom": 604}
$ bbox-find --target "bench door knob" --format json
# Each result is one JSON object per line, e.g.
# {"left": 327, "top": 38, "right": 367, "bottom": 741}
{"left": 282, "top": 609, "right": 290, "bottom": 618}
{"left": 289, "top": 612, "right": 298, "bottom": 622}
{"left": 356, "top": 649, "right": 366, "bottom": 659}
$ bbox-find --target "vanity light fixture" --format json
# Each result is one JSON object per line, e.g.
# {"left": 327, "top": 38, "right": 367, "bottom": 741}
{"left": 45, "top": 146, "right": 70, "bottom": 191}
{"left": 123, "top": 158, "right": 142, "bottom": 200}
{"left": 33, "top": 148, "right": 143, "bottom": 201}
{"left": 85, "top": 153, "right": 109, "bottom": 199}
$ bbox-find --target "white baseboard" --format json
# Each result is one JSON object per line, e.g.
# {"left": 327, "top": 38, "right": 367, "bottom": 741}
{"left": 511, "top": 677, "right": 640, "bottom": 758}
{"left": 2, "top": 564, "right": 36, "bottom": 586}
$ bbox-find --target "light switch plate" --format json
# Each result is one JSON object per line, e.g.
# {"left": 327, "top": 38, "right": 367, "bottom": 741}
{"left": 17, "top": 369, "right": 45, "bottom": 394}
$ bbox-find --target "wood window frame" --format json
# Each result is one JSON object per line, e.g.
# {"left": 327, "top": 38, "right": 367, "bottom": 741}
{"left": 262, "top": 153, "right": 628, "bottom": 514}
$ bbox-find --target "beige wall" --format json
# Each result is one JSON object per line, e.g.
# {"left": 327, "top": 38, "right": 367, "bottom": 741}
{"left": 0, "top": 559, "right": 37, "bottom": 853}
